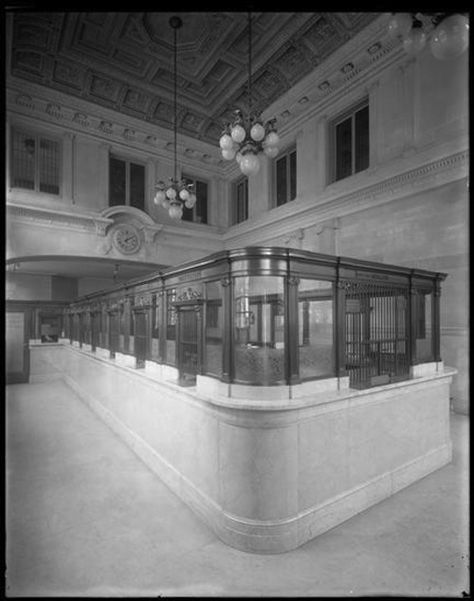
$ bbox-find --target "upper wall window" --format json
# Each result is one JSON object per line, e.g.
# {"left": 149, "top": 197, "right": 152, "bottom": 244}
{"left": 330, "top": 100, "right": 369, "bottom": 183}
{"left": 274, "top": 146, "right": 296, "bottom": 207}
{"left": 232, "top": 176, "right": 248, "bottom": 225}
{"left": 10, "top": 128, "right": 61, "bottom": 195}
{"left": 109, "top": 155, "right": 145, "bottom": 211}
{"left": 182, "top": 174, "right": 208, "bottom": 224}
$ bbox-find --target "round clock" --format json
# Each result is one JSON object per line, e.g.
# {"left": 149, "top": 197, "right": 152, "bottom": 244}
{"left": 111, "top": 224, "right": 141, "bottom": 255}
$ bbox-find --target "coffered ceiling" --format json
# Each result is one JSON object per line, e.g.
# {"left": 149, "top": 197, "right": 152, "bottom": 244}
{"left": 8, "top": 11, "right": 379, "bottom": 145}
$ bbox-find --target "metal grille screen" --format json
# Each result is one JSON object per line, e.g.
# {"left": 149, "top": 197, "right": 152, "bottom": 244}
{"left": 344, "top": 280, "right": 409, "bottom": 388}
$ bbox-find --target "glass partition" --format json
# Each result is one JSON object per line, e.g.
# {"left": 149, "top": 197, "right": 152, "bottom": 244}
{"left": 165, "top": 288, "right": 176, "bottom": 365}
{"left": 233, "top": 275, "right": 285, "bottom": 385}
{"left": 298, "top": 279, "right": 335, "bottom": 380}
{"left": 204, "top": 280, "right": 223, "bottom": 377}
{"left": 150, "top": 293, "right": 160, "bottom": 362}
{"left": 415, "top": 289, "right": 433, "bottom": 363}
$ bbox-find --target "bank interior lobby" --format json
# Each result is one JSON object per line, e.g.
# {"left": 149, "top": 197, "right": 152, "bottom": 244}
{"left": 5, "top": 11, "right": 469, "bottom": 597}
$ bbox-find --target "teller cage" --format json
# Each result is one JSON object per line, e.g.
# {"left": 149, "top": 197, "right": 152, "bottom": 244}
{"left": 64, "top": 247, "right": 445, "bottom": 392}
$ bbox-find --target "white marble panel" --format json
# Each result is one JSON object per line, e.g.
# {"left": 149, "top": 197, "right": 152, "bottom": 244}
{"left": 230, "top": 383, "right": 290, "bottom": 400}
{"left": 196, "top": 374, "right": 230, "bottom": 398}
{"left": 291, "top": 377, "right": 339, "bottom": 398}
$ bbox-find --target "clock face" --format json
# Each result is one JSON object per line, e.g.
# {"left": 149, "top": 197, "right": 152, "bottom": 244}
{"left": 112, "top": 224, "right": 141, "bottom": 254}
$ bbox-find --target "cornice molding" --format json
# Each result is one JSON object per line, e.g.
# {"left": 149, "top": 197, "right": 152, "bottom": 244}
{"left": 223, "top": 149, "right": 469, "bottom": 245}
{"left": 6, "top": 80, "right": 224, "bottom": 176}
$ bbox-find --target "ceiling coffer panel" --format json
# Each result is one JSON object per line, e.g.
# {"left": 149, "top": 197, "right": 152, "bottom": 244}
{"left": 8, "top": 12, "right": 379, "bottom": 144}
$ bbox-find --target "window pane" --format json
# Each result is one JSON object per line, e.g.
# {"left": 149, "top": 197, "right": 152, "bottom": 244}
{"left": 109, "top": 157, "right": 126, "bottom": 206}
{"left": 289, "top": 150, "right": 297, "bottom": 200}
{"left": 298, "top": 279, "right": 334, "bottom": 379}
{"left": 11, "top": 130, "right": 35, "bottom": 190}
{"left": 355, "top": 105, "right": 369, "bottom": 173}
{"left": 233, "top": 178, "right": 248, "bottom": 224}
{"left": 335, "top": 117, "right": 352, "bottom": 181}
{"left": 196, "top": 180, "right": 208, "bottom": 224}
{"left": 129, "top": 162, "right": 145, "bottom": 211}
{"left": 39, "top": 138, "right": 60, "bottom": 194}
{"left": 150, "top": 294, "right": 160, "bottom": 362}
{"left": 204, "top": 281, "right": 223, "bottom": 377}
{"left": 276, "top": 156, "right": 287, "bottom": 206}
{"left": 233, "top": 276, "right": 285, "bottom": 384}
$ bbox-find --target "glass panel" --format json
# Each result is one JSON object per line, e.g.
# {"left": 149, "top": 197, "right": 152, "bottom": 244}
{"left": 129, "top": 162, "right": 145, "bottom": 211}
{"left": 415, "top": 290, "right": 433, "bottom": 362}
{"left": 276, "top": 155, "right": 287, "bottom": 206}
{"left": 355, "top": 105, "right": 369, "bottom": 173}
{"left": 39, "top": 138, "right": 60, "bottom": 194}
{"left": 289, "top": 150, "right": 297, "bottom": 200}
{"left": 204, "top": 281, "right": 223, "bottom": 377}
{"left": 119, "top": 305, "right": 125, "bottom": 352}
{"left": 11, "top": 130, "right": 35, "bottom": 190}
{"left": 109, "top": 157, "right": 126, "bottom": 206}
{"left": 298, "top": 279, "right": 334, "bottom": 379}
{"left": 150, "top": 294, "right": 160, "bottom": 362}
{"left": 234, "top": 179, "right": 248, "bottom": 224}
{"left": 166, "top": 289, "right": 176, "bottom": 365}
{"left": 196, "top": 180, "right": 208, "bottom": 224}
{"left": 233, "top": 276, "right": 285, "bottom": 385}
{"left": 335, "top": 117, "right": 352, "bottom": 181}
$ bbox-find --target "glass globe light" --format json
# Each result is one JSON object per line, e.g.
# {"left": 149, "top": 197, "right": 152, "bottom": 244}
{"left": 179, "top": 188, "right": 190, "bottom": 201}
{"left": 168, "top": 203, "right": 183, "bottom": 220}
{"left": 161, "top": 196, "right": 171, "bottom": 209}
{"left": 231, "top": 124, "right": 246, "bottom": 143}
{"left": 430, "top": 14, "right": 469, "bottom": 60}
{"left": 403, "top": 26, "right": 427, "bottom": 56}
{"left": 250, "top": 123, "right": 265, "bottom": 141}
{"left": 184, "top": 197, "right": 195, "bottom": 209}
{"left": 188, "top": 193, "right": 197, "bottom": 206}
{"left": 219, "top": 133, "right": 234, "bottom": 150}
{"left": 264, "top": 131, "right": 279, "bottom": 147}
{"left": 154, "top": 190, "right": 166, "bottom": 205}
{"left": 166, "top": 187, "right": 177, "bottom": 199}
{"left": 222, "top": 148, "right": 236, "bottom": 160}
{"left": 387, "top": 12, "right": 413, "bottom": 39}
{"left": 240, "top": 153, "right": 260, "bottom": 176}
{"left": 236, "top": 151, "right": 243, "bottom": 163}
{"left": 263, "top": 145, "right": 279, "bottom": 158}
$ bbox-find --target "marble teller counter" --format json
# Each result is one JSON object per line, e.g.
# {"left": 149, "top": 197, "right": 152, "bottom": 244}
{"left": 29, "top": 340, "right": 454, "bottom": 553}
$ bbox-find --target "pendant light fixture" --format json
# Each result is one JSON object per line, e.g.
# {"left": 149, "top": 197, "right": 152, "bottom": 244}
{"left": 219, "top": 12, "right": 279, "bottom": 176}
{"left": 153, "top": 16, "right": 196, "bottom": 220}
{"left": 388, "top": 12, "right": 469, "bottom": 60}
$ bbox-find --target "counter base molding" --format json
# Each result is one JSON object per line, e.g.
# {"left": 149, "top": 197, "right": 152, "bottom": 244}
{"left": 28, "top": 344, "right": 454, "bottom": 553}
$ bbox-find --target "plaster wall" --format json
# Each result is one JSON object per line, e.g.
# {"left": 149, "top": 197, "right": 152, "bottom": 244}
{"left": 6, "top": 273, "right": 51, "bottom": 301}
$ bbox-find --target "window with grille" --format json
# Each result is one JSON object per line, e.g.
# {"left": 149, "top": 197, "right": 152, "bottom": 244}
{"left": 330, "top": 100, "right": 369, "bottom": 183}
{"left": 274, "top": 146, "right": 296, "bottom": 207}
{"left": 109, "top": 155, "right": 145, "bottom": 211}
{"left": 11, "top": 128, "right": 61, "bottom": 195}
{"left": 232, "top": 176, "right": 248, "bottom": 224}
{"left": 182, "top": 174, "right": 208, "bottom": 224}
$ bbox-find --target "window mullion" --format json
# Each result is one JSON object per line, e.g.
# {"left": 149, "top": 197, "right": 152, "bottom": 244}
{"left": 125, "top": 161, "right": 130, "bottom": 206}
{"left": 35, "top": 134, "right": 40, "bottom": 192}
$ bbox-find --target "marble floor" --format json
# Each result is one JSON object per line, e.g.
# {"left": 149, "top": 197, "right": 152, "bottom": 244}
{"left": 5, "top": 380, "right": 469, "bottom": 597}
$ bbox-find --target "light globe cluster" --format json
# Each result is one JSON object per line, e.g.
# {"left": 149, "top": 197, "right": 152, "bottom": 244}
{"left": 153, "top": 178, "right": 196, "bottom": 220}
{"left": 219, "top": 110, "right": 279, "bottom": 176}
{"left": 388, "top": 12, "right": 469, "bottom": 60}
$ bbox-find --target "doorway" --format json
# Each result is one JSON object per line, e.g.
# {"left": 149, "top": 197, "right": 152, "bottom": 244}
{"left": 6, "top": 306, "right": 31, "bottom": 384}
{"left": 176, "top": 305, "right": 200, "bottom": 386}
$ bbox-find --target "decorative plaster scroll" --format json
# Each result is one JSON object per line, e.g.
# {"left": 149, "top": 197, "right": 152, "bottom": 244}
{"left": 73, "top": 112, "right": 90, "bottom": 127}
{"left": 15, "top": 93, "right": 34, "bottom": 109}
{"left": 134, "top": 293, "right": 153, "bottom": 307}
{"left": 176, "top": 287, "right": 202, "bottom": 302}
{"left": 46, "top": 103, "right": 63, "bottom": 119}
{"left": 142, "top": 225, "right": 163, "bottom": 244}
{"left": 98, "top": 120, "right": 113, "bottom": 134}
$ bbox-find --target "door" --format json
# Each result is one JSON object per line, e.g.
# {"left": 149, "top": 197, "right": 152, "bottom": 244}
{"left": 177, "top": 306, "right": 199, "bottom": 386}
{"left": 6, "top": 307, "right": 30, "bottom": 384}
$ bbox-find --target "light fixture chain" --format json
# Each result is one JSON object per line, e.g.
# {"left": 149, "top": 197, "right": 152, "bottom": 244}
{"left": 248, "top": 11, "right": 252, "bottom": 117}
{"left": 173, "top": 22, "right": 178, "bottom": 182}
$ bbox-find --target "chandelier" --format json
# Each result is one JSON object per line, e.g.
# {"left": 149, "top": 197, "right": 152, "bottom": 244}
{"left": 153, "top": 16, "right": 196, "bottom": 220}
{"left": 387, "top": 12, "right": 469, "bottom": 59}
{"left": 219, "top": 12, "right": 279, "bottom": 176}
